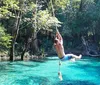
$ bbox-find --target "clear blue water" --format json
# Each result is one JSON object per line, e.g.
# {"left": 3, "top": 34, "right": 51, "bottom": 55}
{"left": 0, "top": 56, "right": 100, "bottom": 85}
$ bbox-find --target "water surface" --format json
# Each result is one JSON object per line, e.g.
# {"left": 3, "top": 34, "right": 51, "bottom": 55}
{"left": 0, "top": 56, "right": 100, "bottom": 85}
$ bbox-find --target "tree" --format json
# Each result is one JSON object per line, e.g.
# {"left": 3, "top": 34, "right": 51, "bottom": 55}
{"left": 0, "top": 24, "right": 11, "bottom": 52}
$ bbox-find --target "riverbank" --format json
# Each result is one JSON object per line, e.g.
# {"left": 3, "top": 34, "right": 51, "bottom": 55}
{"left": 0, "top": 49, "right": 100, "bottom": 61}
{"left": 0, "top": 54, "right": 46, "bottom": 61}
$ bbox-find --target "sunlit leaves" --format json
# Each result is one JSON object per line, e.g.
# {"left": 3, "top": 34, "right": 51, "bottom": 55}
{"left": 46, "top": 16, "right": 61, "bottom": 27}
{"left": 0, "top": 0, "right": 19, "bottom": 18}
{"left": 33, "top": 9, "right": 61, "bottom": 31}
{"left": 54, "top": 0, "right": 70, "bottom": 10}
{"left": 0, "top": 24, "right": 12, "bottom": 49}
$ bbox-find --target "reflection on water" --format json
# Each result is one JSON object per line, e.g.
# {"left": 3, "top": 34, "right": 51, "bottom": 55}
{"left": 0, "top": 56, "right": 100, "bottom": 85}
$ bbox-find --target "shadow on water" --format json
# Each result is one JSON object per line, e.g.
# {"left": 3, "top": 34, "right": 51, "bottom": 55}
{"left": 13, "top": 62, "right": 40, "bottom": 68}
{"left": 69, "top": 58, "right": 100, "bottom": 72}
{"left": 13, "top": 75, "right": 96, "bottom": 85}
{"left": 56, "top": 79, "right": 96, "bottom": 85}
{"left": 55, "top": 74, "right": 96, "bottom": 85}
{"left": 66, "top": 58, "right": 100, "bottom": 76}
{"left": 0, "top": 61, "right": 40, "bottom": 74}
{"left": 14, "top": 76, "right": 51, "bottom": 85}
{"left": 9, "top": 61, "right": 40, "bottom": 68}
{"left": 70, "top": 62, "right": 100, "bottom": 70}
{"left": 0, "top": 64, "right": 8, "bottom": 70}
{"left": 0, "top": 63, "right": 22, "bottom": 74}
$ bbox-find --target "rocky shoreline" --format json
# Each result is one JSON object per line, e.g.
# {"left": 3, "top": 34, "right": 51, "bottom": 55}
{"left": 0, "top": 49, "right": 100, "bottom": 61}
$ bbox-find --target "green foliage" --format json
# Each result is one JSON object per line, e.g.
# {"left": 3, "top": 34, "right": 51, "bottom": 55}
{"left": 54, "top": 0, "right": 70, "bottom": 10}
{"left": 36, "top": 9, "right": 61, "bottom": 30}
{"left": 0, "top": 0, "right": 19, "bottom": 18}
{"left": 0, "top": 24, "right": 12, "bottom": 50}
{"left": 0, "top": 0, "right": 100, "bottom": 57}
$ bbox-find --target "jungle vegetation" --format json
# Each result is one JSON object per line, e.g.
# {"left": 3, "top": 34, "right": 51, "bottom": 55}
{"left": 0, "top": 0, "right": 100, "bottom": 61}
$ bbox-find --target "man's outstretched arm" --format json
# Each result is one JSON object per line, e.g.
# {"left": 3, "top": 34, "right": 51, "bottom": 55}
{"left": 56, "top": 31, "right": 63, "bottom": 45}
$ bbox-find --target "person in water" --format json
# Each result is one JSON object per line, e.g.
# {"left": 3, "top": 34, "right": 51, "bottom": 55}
{"left": 54, "top": 30, "right": 82, "bottom": 61}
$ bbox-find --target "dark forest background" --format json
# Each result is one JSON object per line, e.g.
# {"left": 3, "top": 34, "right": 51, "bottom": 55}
{"left": 0, "top": 0, "right": 100, "bottom": 61}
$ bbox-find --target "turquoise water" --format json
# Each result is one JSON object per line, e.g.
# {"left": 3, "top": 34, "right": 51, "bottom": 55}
{"left": 0, "top": 57, "right": 100, "bottom": 85}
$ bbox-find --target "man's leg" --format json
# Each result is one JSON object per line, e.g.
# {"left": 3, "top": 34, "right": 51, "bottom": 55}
{"left": 65, "top": 54, "right": 82, "bottom": 59}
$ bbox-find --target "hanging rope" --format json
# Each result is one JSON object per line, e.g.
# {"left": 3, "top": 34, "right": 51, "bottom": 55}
{"left": 35, "top": 0, "right": 38, "bottom": 31}
{"left": 50, "top": 0, "right": 63, "bottom": 81}
{"left": 58, "top": 60, "right": 63, "bottom": 81}
{"left": 34, "top": 0, "right": 63, "bottom": 81}
{"left": 50, "top": 0, "right": 58, "bottom": 32}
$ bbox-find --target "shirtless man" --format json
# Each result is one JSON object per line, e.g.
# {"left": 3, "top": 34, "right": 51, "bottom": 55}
{"left": 54, "top": 30, "right": 82, "bottom": 61}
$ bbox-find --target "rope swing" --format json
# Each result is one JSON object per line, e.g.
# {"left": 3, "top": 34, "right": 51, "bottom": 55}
{"left": 50, "top": 0, "right": 63, "bottom": 81}
{"left": 35, "top": 0, "right": 63, "bottom": 81}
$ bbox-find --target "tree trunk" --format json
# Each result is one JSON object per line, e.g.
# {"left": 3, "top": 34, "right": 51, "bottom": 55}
{"left": 81, "top": 36, "right": 89, "bottom": 54}
{"left": 79, "top": 0, "right": 84, "bottom": 12}
{"left": 21, "top": 41, "right": 28, "bottom": 60}
{"left": 21, "top": 48, "right": 26, "bottom": 60}
{"left": 21, "top": 38, "right": 32, "bottom": 60}
{"left": 32, "top": 32, "right": 39, "bottom": 54}
{"left": 9, "top": 12, "right": 21, "bottom": 61}
{"left": 30, "top": 31, "right": 39, "bottom": 55}
{"left": 10, "top": 42, "right": 15, "bottom": 61}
